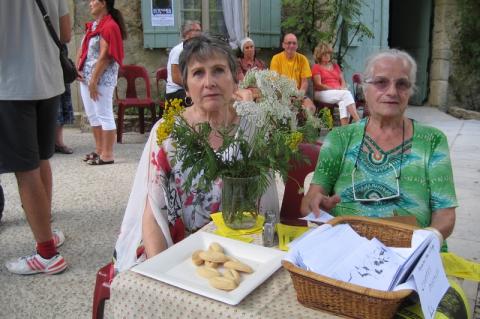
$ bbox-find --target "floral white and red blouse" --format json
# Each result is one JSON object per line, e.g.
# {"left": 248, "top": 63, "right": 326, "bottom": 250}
{"left": 114, "top": 119, "right": 278, "bottom": 272}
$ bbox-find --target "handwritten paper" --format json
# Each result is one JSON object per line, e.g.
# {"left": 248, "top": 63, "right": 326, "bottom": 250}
{"left": 328, "top": 238, "right": 404, "bottom": 291}
{"left": 409, "top": 238, "right": 449, "bottom": 319}
{"left": 299, "top": 210, "right": 334, "bottom": 223}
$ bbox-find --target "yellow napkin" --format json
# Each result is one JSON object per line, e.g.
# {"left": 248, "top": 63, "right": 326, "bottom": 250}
{"left": 211, "top": 212, "right": 264, "bottom": 241}
{"left": 276, "top": 223, "right": 309, "bottom": 251}
{"left": 441, "top": 252, "right": 480, "bottom": 282}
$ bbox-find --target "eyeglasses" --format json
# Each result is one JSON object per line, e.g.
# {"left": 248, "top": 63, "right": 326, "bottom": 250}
{"left": 351, "top": 162, "right": 401, "bottom": 202}
{"left": 365, "top": 76, "right": 411, "bottom": 92}
{"left": 284, "top": 41, "right": 297, "bottom": 46}
{"left": 351, "top": 118, "right": 405, "bottom": 203}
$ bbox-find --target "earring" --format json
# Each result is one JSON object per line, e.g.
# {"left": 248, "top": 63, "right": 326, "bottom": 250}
{"left": 184, "top": 96, "right": 193, "bottom": 107}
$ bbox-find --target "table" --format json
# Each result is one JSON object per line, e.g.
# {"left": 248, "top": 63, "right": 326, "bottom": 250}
{"left": 109, "top": 223, "right": 339, "bottom": 319}
{"left": 110, "top": 266, "right": 338, "bottom": 319}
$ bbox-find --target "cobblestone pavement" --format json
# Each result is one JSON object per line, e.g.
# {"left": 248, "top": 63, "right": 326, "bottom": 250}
{"left": 0, "top": 106, "right": 478, "bottom": 318}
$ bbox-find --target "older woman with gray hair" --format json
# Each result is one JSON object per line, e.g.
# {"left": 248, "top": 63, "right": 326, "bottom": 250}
{"left": 113, "top": 35, "right": 277, "bottom": 272}
{"left": 236, "top": 37, "right": 266, "bottom": 82}
{"left": 301, "top": 48, "right": 457, "bottom": 250}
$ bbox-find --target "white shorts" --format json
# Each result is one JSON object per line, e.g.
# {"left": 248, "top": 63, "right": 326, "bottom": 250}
{"left": 314, "top": 89, "right": 355, "bottom": 119}
{"left": 80, "top": 82, "right": 116, "bottom": 130}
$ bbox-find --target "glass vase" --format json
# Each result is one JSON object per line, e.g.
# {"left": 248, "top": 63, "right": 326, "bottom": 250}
{"left": 221, "top": 175, "right": 260, "bottom": 229}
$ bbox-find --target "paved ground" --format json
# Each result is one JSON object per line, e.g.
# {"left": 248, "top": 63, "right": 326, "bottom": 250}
{"left": 0, "top": 106, "right": 478, "bottom": 318}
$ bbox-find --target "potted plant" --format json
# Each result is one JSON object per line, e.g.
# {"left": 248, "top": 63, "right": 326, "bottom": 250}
{"left": 156, "top": 69, "right": 327, "bottom": 229}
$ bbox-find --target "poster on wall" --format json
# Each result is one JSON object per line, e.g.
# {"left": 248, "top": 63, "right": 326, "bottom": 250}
{"left": 151, "top": 0, "right": 174, "bottom": 27}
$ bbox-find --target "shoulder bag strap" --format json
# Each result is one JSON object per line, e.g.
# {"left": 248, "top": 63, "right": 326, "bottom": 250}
{"left": 34, "top": 0, "right": 63, "bottom": 51}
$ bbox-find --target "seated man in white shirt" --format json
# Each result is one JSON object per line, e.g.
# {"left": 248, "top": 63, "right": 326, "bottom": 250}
{"left": 164, "top": 20, "right": 202, "bottom": 106}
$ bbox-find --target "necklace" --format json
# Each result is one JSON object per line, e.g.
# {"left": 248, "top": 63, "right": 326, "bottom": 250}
{"left": 354, "top": 117, "right": 405, "bottom": 180}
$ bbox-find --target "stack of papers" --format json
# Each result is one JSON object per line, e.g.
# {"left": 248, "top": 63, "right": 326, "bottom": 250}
{"left": 284, "top": 224, "right": 449, "bottom": 319}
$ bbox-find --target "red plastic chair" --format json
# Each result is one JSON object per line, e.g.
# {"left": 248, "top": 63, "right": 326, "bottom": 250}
{"left": 155, "top": 67, "right": 168, "bottom": 118}
{"left": 115, "top": 65, "right": 156, "bottom": 143}
{"left": 280, "top": 143, "right": 321, "bottom": 226}
{"left": 352, "top": 72, "right": 369, "bottom": 118}
{"left": 92, "top": 245, "right": 146, "bottom": 319}
{"left": 92, "top": 263, "right": 114, "bottom": 319}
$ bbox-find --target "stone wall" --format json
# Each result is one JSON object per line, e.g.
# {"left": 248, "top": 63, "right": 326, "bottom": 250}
{"left": 67, "top": 0, "right": 478, "bottom": 125}
{"left": 428, "top": 0, "right": 480, "bottom": 112}
{"left": 67, "top": 0, "right": 170, "bottom": 124}
{"left": 427, "top": 0, "right": 456, "bottom": 110}
{"left": 67, "top": 0, "right": 278, "bottom": 127}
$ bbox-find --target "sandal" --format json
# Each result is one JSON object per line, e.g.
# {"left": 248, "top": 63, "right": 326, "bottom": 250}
{"left": 87, "top": 158, "right": 114, "bottom": 165}
{"left": 83, "top": 152, "right": 99, "bottom": 162}
{"left": 55, "top": 144, "right": 73, "bottom": 154}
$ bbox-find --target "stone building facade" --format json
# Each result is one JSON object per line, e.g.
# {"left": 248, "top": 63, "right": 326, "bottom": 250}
{"left": 428, "top": 0, "right": 458, "bottom": 110}
{"left": 66, "top": 0, "right": 473, "bottom": 125}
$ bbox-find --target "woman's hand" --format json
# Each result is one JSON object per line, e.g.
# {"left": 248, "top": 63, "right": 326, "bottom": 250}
{"left": 87, "top": 38, "right": 110, "bottom": 101}
{"left": 88, "top": 80, "right": 100, "bottom": 101}
{"left": 76, "top": 70, "right": 84, "bottom": 82}
{"left": 248, "top": 87, "right": 262, "bottom": 100}
{"left": 233, "top": 88, "right": 254, "bottom": 102}
{"left": 301, "top": 184, "right": 340, "bottom": 217}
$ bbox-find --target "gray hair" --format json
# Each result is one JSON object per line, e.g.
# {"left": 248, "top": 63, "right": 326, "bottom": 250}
{"left": 362, "top": 48, "right": 418, "bottom": 94}
{"left": 179, "top": 35, "right": 238, "bottom": 91}
{"left": 181, "top": 20, "right": 201, "bottom": 39}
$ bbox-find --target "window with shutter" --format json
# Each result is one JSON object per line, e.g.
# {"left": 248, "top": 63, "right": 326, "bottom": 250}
{"left": 180, "top": 0, "right": 228, "bottom": 38}
{"left": 248, "top": 0, "right": 281, "bottom": 48}
{"left": 141, "top": 0, "right": 281, "bottom": 48}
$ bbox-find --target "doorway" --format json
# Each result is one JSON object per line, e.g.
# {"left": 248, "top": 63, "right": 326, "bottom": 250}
{"left": 389, "top": 0, "right": 433, "bottom": 105}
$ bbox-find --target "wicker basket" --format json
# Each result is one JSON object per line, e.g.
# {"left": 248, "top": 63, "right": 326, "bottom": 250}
{"left": 282, "top": 216, "right": 418, "bottom": 319}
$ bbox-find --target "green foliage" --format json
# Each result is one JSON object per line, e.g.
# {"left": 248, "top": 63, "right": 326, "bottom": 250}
{"left": 457, "top": 0, "right": 480, "bottom": 72}
{"left": 281, "top": 0, "right": 373, "bottom": 67}
{"left": 317, "top": 107, "right": 334, "bottom": 129}
{"left": 167, "top": 70, "right": 327, "bottom": 197}
{"left": 452, "top": 0, "right": 480, "bottom": 111}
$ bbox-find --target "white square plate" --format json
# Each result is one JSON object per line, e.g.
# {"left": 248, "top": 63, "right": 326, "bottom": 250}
{"left": 132, "top": 231, "right": 285, "bottom": 305}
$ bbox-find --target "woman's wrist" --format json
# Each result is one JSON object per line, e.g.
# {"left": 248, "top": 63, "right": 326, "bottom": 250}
{"left": 424, "top": 226, "right": 444, "bottom": 247}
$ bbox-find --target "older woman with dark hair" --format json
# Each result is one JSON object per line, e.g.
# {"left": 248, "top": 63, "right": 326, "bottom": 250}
{"left": 113, "top": 35, "right": 277, "bottom": 272}
{"left": 302, "top": 48, "right": 457, "bottom": 249}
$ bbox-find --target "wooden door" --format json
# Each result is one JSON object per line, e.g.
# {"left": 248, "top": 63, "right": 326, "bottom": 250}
{"left": 341, "top": 0, "right": 390, "bottom": 90}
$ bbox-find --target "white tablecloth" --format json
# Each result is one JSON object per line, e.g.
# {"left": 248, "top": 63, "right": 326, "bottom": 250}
{"left": 109, "top": 222, "right": 339, "bottom": 319}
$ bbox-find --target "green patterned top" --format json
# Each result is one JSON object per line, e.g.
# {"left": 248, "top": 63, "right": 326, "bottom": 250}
{"left": 312, "top": 118, "right": 458, "bottom": 228}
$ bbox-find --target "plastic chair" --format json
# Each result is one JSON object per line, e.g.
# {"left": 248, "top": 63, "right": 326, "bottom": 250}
{"left": 280, "top": 143, "right": 321, "bottom": 226}
{"left": 92, "top": 263, "right": 114, "bottom": 319}
{"left": 352, "top": 72, "right": 369, "bottom": 118}
{"left": 115, "top": 65, "right": 156, "bottom": 143}
{"left": 155, "top": 67, "right": 168, "bottom": 118}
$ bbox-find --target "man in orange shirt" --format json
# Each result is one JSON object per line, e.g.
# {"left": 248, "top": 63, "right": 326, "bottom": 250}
{"left": 270, "top": 33, "right": 315, "bottom": 113}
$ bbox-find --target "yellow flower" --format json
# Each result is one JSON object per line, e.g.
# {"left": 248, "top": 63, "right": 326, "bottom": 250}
{"left": 318, "top": 108, "right": 334, "bottom": 129}
{"left": 156, "top": 99, "right": 184, "bottom": 145}
{"left": 286, "top": 131, "right": 304, "bottom": 151}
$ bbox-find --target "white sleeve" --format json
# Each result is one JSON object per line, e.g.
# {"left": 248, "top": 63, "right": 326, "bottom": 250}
{"left": 114, "top": 121, "right": 173, "bottom": 272}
